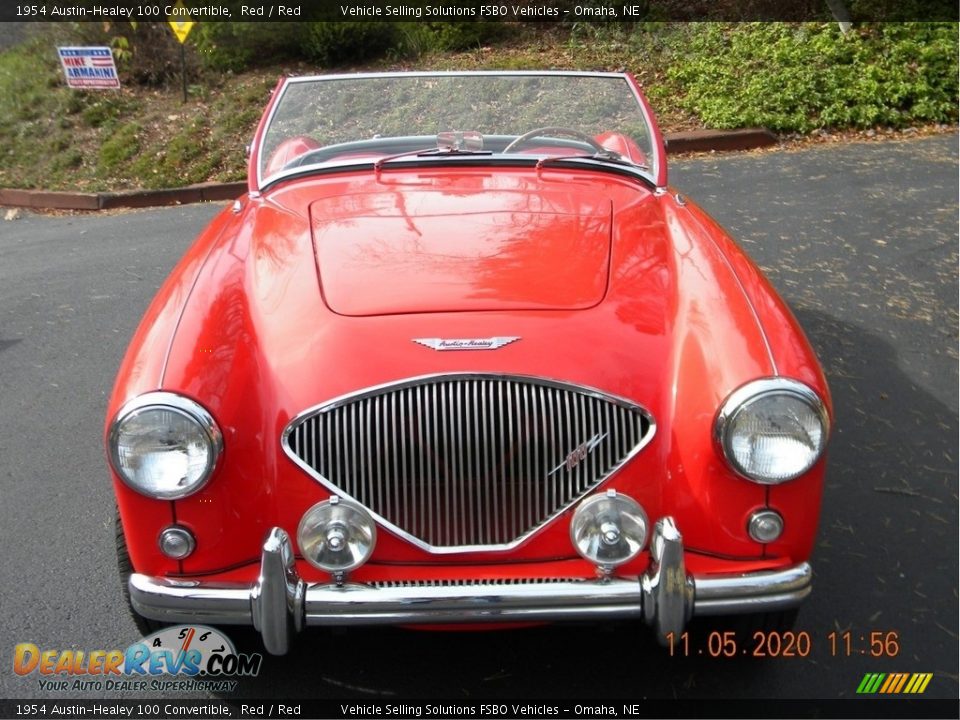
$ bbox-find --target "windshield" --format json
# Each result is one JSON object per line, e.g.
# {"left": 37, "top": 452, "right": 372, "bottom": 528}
{"left": 257, "top": 72, "right": 659, "bottom": 189}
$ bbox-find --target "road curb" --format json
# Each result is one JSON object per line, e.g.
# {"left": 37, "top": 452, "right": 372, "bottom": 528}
{"left": 0, "top": 182, "right": 248, "bottom": 213}
{"left": 665, "top": 128, "right": 778, "bottom": 154}
{"left": 0, "top": 130, "right": 777, "bottom": 212}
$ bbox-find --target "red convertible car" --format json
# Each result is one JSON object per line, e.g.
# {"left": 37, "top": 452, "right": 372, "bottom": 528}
{"left": 106, "top": 71, "right": 831, "bottom": 655}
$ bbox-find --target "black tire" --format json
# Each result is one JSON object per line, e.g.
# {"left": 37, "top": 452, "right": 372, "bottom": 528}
{"left": 115, "top": 510, "right": 165, "bottom": 636}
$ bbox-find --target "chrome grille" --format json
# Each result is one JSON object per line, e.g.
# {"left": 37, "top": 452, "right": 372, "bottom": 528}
{"left": 370, "top": 578, "right": 584, "bottom": 588}
{"left": 284, "top": 375, "right": 654, "bottom": 552}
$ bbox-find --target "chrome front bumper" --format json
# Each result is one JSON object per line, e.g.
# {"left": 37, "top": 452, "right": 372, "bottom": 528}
{"left": 129, "top": 517, "right": 812, "bottom": 655}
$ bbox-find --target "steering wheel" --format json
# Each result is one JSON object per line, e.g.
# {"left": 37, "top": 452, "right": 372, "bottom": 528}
{"left": 502, "top": 126, "right": 607, "bottom": 154}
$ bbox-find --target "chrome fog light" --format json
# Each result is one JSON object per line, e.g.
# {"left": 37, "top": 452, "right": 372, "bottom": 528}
{"left": 570, "top": 490, "right": 648, "bottom": 572}
{"left": 748, "top": 509, "right": 784, "bottom": 543}
{"left": 298, "top": 497, "right": 376, "bottom": 574}
{"left": 158, "top": 526, "right": 195, "bottom": 559}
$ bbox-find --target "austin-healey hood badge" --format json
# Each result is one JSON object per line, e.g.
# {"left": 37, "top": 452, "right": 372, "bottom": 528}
{"left": 412, "top": 337, "right": 520, "bottom": 351}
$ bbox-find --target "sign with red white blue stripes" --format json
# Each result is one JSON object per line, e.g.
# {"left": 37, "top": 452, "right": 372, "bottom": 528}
{"left": 56, "top": 47, "right": 120, "bottom": 90}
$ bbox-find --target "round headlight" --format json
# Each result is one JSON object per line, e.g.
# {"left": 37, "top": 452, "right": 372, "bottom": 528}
{"left": 716, "top": 379, "right": 829, "bottom": 484}
{"left": 108, "top": 393, "right": 222, "bottom": 499}
{"left": 298, "top": 498, "right": 376, "bottom": 573}
{"left": 570, "top": 491, "right": 648, "bottom": 570}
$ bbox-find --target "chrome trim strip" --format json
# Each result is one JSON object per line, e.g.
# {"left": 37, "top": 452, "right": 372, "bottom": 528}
{"left": 280, "top": 373, "right": 656, "bottom": 555}
{"left": 369, "top": 577, "right": 583, "bottom": 588}
{"left": 285, "top": 71, "right": 631, "bottom": 84}
{"left": 128, "top": 521, "right": 813, "bottom": 655}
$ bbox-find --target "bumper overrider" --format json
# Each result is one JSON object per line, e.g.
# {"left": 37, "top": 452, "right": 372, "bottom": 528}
{"left": 129, "top": 517, "right": 812, "bottom": 655}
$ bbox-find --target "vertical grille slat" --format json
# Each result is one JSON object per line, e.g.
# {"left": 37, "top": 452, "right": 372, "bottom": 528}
{"left": 285, "top": 376, "right": 653, "bottom": 550}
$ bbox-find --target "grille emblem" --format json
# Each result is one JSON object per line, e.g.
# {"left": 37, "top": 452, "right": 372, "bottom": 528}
{"left": 548, "top": 432, "right": 609, "bottom": 476}
{"left": 413, "top": 337, "right": 520, "bottom": 351}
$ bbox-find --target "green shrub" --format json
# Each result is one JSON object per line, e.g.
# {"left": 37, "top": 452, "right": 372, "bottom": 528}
{"left": 81, "top": 96, "right": 131, "bottom": 128}
{"left": 98, "top": 122, "right": 141, "bottom": 173}
{"left": 426, "top": 22, "right": 508, "bottom": 51}
{"left": 302, "top": 22, "right": 401, "bottom": 66}
{"left": 666, "top": 22, "right": 958, "bottom": 132}
{"left": 194, "top": 23, "right": 306, "bottom": 72}
{"left": 184, "top": 21, "right": 508, "bottom": 71}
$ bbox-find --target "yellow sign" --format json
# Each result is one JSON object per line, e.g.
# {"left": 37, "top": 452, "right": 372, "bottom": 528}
{"left": 167, "top": 1, "right": 194, "bottom": 44}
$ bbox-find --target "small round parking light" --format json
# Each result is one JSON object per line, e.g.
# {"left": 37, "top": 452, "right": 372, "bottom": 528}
{"left": 748, "top": 509, "right": 784, "bottom": 543}
{"left": 298, "top": 497, "right": 376, "bottom": 574}
{"left": 570, "top": 491, "right": 648, "bottom": 572}
{"left": 158, "top": 526, "right": 195, "bottom": 559}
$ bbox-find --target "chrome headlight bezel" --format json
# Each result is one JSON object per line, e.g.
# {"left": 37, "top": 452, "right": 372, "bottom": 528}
{"left": 715, "top": 378, "right": 830, "bottom": 485}
{"left": 108, "top": 392, "right": 223, "bottom": 499}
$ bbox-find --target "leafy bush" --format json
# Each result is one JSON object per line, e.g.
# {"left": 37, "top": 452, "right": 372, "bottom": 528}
{"left": 194, "top": 23, "right": 306, "bottom": 72}
{"left": 426, "top": 22, "right": 509, "bottom": 51}
{"left": 302, "top": 22, "right": 401, "bottom": 66}
{"left": 666, "top": 22, "right": 958, "bottom": 131}
{"left": 300, "top": 22, "right": 509, "bottom": 65}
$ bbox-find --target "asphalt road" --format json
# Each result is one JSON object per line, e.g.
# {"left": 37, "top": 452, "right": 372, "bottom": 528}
{"left": 0, "top": 135, "right": 957, "bottom": 706}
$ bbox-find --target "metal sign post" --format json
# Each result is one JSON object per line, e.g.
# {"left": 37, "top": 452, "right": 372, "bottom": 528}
{"left": 167, "top": 0, "right": 195, "bottom": 103}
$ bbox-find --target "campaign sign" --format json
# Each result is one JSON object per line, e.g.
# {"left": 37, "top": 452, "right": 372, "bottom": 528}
{"left": 57, "top": 47, "right": 120, "bottom": 89}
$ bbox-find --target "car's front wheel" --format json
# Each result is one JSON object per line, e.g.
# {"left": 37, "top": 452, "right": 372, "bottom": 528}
{"left": 115, "top": 510, "right": 165, "bottom": 637}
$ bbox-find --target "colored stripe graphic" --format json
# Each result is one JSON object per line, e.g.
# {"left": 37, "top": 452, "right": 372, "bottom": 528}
{"left": 879, "top": 674, "right": 896, "bottom": 693}
{"left": 857, "top": 673, "right": 932, "bottom": 694}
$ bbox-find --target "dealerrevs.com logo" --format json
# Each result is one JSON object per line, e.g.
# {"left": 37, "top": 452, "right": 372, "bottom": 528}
{"left": 14, "top": 625, "right": 262, "bottom": 693}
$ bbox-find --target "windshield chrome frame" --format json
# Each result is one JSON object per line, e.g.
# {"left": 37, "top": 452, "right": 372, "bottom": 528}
{"left": 254, "top": 71, "right": 663, "bottom": 192}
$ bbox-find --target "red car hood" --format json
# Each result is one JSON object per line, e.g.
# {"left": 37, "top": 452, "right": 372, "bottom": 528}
{"left": 310, "top": 185, "right": 612, "bottom": 316}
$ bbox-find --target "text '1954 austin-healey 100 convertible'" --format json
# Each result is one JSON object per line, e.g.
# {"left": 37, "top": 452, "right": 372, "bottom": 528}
{"left": 106, "top": 71, "right": 831, "bottom": 655}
